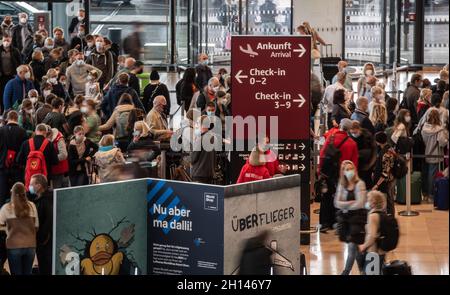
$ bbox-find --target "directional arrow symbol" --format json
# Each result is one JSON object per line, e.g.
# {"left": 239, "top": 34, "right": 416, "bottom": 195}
{"left": 235, "top": 70, "right": 248, "bottom": 84}
{"left": 299, "top": 164, "right": 306, "bottom": 171}
{"left": 299, "top": 143, "right": 306, "bottom": 150}
{"left": 293, "top": 43, "right": 307, "bottom": 58}
{"left": 299, "top": 153, "right": 306, "bottom": 161}
{"left": 296, "top": 94, "right": 306, "bottom": 108}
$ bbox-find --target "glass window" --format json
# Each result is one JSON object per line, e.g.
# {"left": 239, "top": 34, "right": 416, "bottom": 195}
{"left": 424, "top": 0, "right": 449, "bottom": 64}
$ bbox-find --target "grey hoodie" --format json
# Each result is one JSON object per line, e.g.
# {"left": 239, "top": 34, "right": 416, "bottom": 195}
{"left": 66, "top": 62, "right": 102, "bottom": 95}
{"left": 421, "top": 123, "right": 448, "bottom": 164}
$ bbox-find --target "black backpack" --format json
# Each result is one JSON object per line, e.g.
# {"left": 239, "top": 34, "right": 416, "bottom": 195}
{"left": 375, "top": 211, "right": 399, "bottom": 252}
{"left": 388, "top": 149, "right": 408, "bottom": 179}
{"left": 320, "top": 135, "right": 350, "bottom": 179}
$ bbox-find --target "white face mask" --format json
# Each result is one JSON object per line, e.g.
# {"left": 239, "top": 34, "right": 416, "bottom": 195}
{"left": 30, "top": 97, "right": 38, "bottom": 104}
{"left": 87, "top": 42, "right": 94, "bottom": 48}
{"left": 2, "top": 41, "right": 10, "bottom": 48}
{"left": 364, "top": 202, "right": 371, "bottom": 210}
{"left": 24, "top": 72, "right": 31, "bottom": 79}
{"left": 45, "top": 44, "right": 54, "bottom": 49}
{"left": 49, "top": 77, "right": 58, "bottom": 85}
{"left": 95, "top": 42, "right": 104, "bottom": 51}
{"left": 404, "top": 116, "right": 411, "bottom": 123}
{"left": 365, "top": 69, "right": 374, "bottom": 76}
{"left": 43, "top": 89, "right": 52, "bottom": 97}
{"left": 80, "top": 106, "right": 88, "bottom": 114}
{"left": 78, "top": 16, "right": 84, "bottom": 22}
{"left": 75, "top": 59, "right": 85, "bottom": 66}
{"left": 344, "top": 169, "right": 355, "bottom": 181}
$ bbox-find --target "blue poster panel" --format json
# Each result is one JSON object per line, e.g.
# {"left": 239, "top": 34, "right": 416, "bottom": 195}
{"left": 146, "top": 179, "right": 224, "bottom": 275}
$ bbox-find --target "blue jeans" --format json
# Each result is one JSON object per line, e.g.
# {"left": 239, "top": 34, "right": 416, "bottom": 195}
{"left": 424, "top": 163, "right": 439, "bottom": 198}
{"left": 7, "top": 247, "right": 36, "bottom": 275}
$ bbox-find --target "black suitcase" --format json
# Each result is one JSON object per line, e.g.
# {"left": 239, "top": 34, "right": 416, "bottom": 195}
{"left": 383, "top": 260, "right": 412, "bottom": 275}
{"left": 320, "top": 44, "right": 341, "bottom": 85}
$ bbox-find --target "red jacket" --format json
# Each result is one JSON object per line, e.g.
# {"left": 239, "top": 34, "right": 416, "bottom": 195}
{"left": 237, "top": 163, "right": 271, "bottom": 184}
{"left": 319, "top": 130, "right": 359, "bottom": 172}
{"left": 51, "top": 131, "right": 69, "bottom": 175}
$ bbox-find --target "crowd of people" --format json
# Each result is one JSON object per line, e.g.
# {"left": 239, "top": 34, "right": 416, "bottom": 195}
{"left": 317, "top": 62, "right": 449, "bottom": 274}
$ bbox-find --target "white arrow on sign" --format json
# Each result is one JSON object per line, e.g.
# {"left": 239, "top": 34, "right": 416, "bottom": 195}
{"left": 299, "top": 143, "right": 306, "bottom": 150}
{"left": 299, "top": 153, "right": 306, "bottom": 161}
{"left": 235, "top": 70, "right": 248, "bottom": 84}
{"left": 299, "top": 164, "right": 306, "bottom": 172}
{"left": 293, "top": 43, "right": 307, "bottom": 58}
{"left": 293, "top": 94, "right": 306, "bottom": 108}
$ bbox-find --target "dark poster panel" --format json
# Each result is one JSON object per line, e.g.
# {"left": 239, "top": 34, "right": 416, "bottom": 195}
{"left": 146, "top": 179, "right": 225, "bottom": 275}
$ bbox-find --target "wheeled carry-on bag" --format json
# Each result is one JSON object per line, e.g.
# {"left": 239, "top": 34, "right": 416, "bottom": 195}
{"left": 320, "top": 44, "right": 341, "bottom": 85}
{"left": 383, "top": 260, "right": 412, "bottom": 275}
{"left": 396, "top": 172, "right": 422, "bottom": 205}
{"left": 434, "top": 177, "right": 449, "bottom": 210}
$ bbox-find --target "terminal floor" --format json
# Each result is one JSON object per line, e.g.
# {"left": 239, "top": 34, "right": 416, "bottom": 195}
{"left": 301, "top": 202, "right": 449, "bottom": 275}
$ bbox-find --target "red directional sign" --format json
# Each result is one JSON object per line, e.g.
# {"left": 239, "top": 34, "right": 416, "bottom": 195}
{"left": 231, "top": 36, "right": 311, "bottom": 140}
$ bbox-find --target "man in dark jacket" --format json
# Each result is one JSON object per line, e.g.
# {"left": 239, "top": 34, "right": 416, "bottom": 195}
{"left": 16, "top": 123, "right": 59, "bottom": 182}
{"left": 86, "top": 36, "right": 115, "bottom": 89}
{"left": 11, "top": 13, "right": 34, "bottom": 62}
{"left": 28, "top": 174, "right": 53, "bottom": 275}
{"left": 0, "top": 35, "right": 22, "bottom": 112}
{"left": 101, "top": 72, "right": 145, "bottom": 118}
{"left": 351, "top": 96, "right": 375, "bottom": 135}
{"left": 0, "top": 111, "right": 28, "bottom": 206}
{"left": 402, "top": 73, "right": 423, "bottom": 128}
{"left": 350, "top": 121, "right": 377, "bottom": 188}
{"left": 2, "top": 65, "right": 35, "bottom": 111}
{"left": 68, "top": 8, "right": 86, "bottom": 37}
{"left": 195, "top": 53, "right": 213, "bottom": 89}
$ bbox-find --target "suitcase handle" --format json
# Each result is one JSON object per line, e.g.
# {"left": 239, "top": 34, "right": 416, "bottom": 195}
{"left": 323, "top": 44, "right": 333, "bottom": 57}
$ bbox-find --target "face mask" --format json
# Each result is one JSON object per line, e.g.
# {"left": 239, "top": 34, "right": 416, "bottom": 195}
{"left": 87, "top": 42, "right": 94, "bottom": 48}
{"left": 213, "top": 86, "right": 220, "bottom": 93}
{"left": 365, "top": 70, "right": 373, "bottom": 76}
{"left": 364, "top": 202, "right": 371, "bottom": 211}
{"left": 87, "top": 75, "right": 93, "bottom": 81}
{"left": 351, "top": 132, "right": 360, "bottom": 138}
{"left": 49, "top": 77, "right": 57, "bottom": 85}
{"left": 43, "top": 89, "right": 52, "bottom": 97}
{"left": 344, "top": 170, "right": 355, "bottom": 181}
{"left": 75, "top": 59, "right": 85, "bottom": 66}
{"left": 46, "top": 44, "right": 54, "bottom": 49}
{"left": 206, "top": 111, "right": 214, "bottom": 117}
{"left": 133, "top": 131, "right": 141, "bottom": 137}
{"left": 95, "top": 42, "right": 104, "bottom": 51}
{"left": 30, "top": 97, "right": 38, "bottom": 104}
{"left": 80, "top": 106, "right": 88, "bottom": 114}
{"left": 29, "top": 185, "right": 36, "bottom": 195}
{"left": 75, "top": 135, "right": 85, "bottom": 143}
{"left": 78, "top": 16, "right": 84, "bottom": 22}
{"left": 24, "top": 72, "right": 31, "bottom": 79}
{"left": 201, "top": 59, "right": 209, "bottom": 66}
{"left": 78, "top": 31, "right": 85, "bottom": 37}
{"left": 20, "top": 17, "right": 27, "bottom": 24}
{"left": 405, "top": 116, "right": 411, "bottom": 123}
{"left": 2, "top": 41, "right": 10, "bottom": 48}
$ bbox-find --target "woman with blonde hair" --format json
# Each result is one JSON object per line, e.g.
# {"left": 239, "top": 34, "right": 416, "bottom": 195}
{"left": 357, "top": 63, "right": 376, "bottom": 98}
{"left": 369, "top": 103, "right": 388, "bottom": 133}
{"left": 368, "top": 86, "right": 385, "bottom": 115}
{"left": 0, "top": 182, "right": 39, "bottom": 275}
{"left": 335, "top": 160, "right": 367, "bottom": 275}
{"left": 417, "top": 88, "right": 433, "bottom": 121}
{"left": 94, "top": 134, "right": 126, "bottom": 183}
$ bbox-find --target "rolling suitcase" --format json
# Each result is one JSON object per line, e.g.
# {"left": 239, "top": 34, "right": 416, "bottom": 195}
{"left": 320, "top": 44, "right": 341, "bottom": 85}
{"left": 383, "top": 260, "right": 412, "bottom": 275}
{"left": 434, "top": 177, "right": 449, "bottom": 210}
{"left": 396, "top": 172, "right": 422, "bottom": 205}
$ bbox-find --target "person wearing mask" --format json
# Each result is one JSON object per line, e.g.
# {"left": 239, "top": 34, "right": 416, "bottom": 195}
{"left": 332, "top": 61, "right": 353, "bottom": 91}
{"left": 85, "top": 70, "right": 102, "bottom": 101}
{"left": 41, "top": 37, "right": 54, "bottom": 58}
{"left": 0, "top": 111, "right": 27, "bottom": 206}
{"left": 195, "top": 53, "right": 213, "bottom": 89}
{"left": 1, "top": 15, "right": 14, "bottom": 39}
{"left": 47, "top": 127, "right": 69, "bottom": 189}
{"left": 70, "top": 24, "right": 87, "bottom": 53}
{"left": 18, "top": 99, "right": 35, "bottom": 137}
{"left": 68, "top": 8, "right": 86, "bottom": 37}
{"left": 368, "top": 86, "right": 385, "bottom": 115}
{"left": 331, "top": 89, "right": 352, "bottom": 128}
{"left": 358, "top": 190, "right": 388, "bottom": 274}
{"left": 11, "top": 13, "right": 34, "bottom": 62}
{"left": 3, "top": 65, "right": 35, "bottom": 111}
{"left": 81, "top": 99, "right": 101, "bottom": 144}
{"left": 357, "top": 63, "right": 376, "bottom": 98}
{"left": 45, "top": 68, "right": 66, "bottom": 100}
{"left": 42, "top": 97, "right": 70, "bottom": 136}
{"left": 402, "top": 73, "right": 423, "bottom": 128}
{"left": 127, "top": 121, "right": 156, "bottom": 153}
{"left": 323, "top": 72, "right": 346, "bottom": 129}
{"left": 101, "top": 72, "right": 144, "bottom": 118}
{"left": 351, "top": 96, "right": 375, "bottom": 135}
{"left": 420, "top": 110, "right": 449, "bottom": 203}
{"left": 385, "top": 97, "right": 398, "bottom": 127}
{"left": 27, "top": 89, "right": 41, "bottom": 109}
{"left": 318, "top": 119, "right": 359, "bottom": 231}
{"left": 128, "top": 60, "right": 144, "bottom": 95}
{"left": 190, "top": 115, "right": 219, "bottom": 184}
{"left": 109, "top": 57, "right": 136, "bottom": 86}
{"left": 0, "top": 35, "right": 22, "bottom": 112}
{"left": 44, "top": 47, "right": 63, "bottom": 72}
{"left": 335, "top": 160, "right": 367, "bottom": 275}
{"left": 83, "top": 35, "right": 95, "bottom": 58}
{"left": 237, "top": 145, "right": 271, "bottom": 184}
{"left": 66, "top": 51, "right": 102, "bottom": 96}
{"left": 180, "top": 67, "right": 198, "bottom": 112}
{"left": 35, "top": 93, "right": 56, "bottom": 125}
{"left": 99, "top": 93, "right": 136, "bottom": 152}
{"left": 146, "top": 95, "right": 174, "bottom": 142}
{"left": 94, "top": 134, "right": 126, "bottom": 183}
{"left": 417, "top": 88, "right": 433, "bottom": 122}
{"left": 372, "top": 132, "right": 395, "bottom": 215}
{"left": 29, "top": 50, "right": 46, "bottom": 90}
{"left": 391, "top": 109, "right": 412, "bottom": 148}
{"left": 143, "top": 70, "right": 171, "bottom": 115}
{"left": 349, "top": 121, "right": 377, "bottom": 188}
{"left": 369, "top": 103, "right": 388, "bottom": 134}
{"left": 52, "top": 27, "right": 69, "bottom": 58}
{"left": 86, "top": 36, "right": 114, "bottom": 89}
{"left": 196, "top": 77, "right": 222, "bottom": 112}
{"left": 27, "top": 174, "right": 52, "bottom": 275}
{"left": 216, "top": 68, "right": 228, "bottom": 88}
{"left": 68, "top": 126, "right": 98, "bottom": 187}
{"left": 0, "top": 182, "right": 38, "bottom": 275}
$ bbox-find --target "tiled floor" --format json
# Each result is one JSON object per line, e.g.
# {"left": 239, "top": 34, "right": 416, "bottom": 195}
{"left": 301, "top": 203, "right": 449, "bottom": 275}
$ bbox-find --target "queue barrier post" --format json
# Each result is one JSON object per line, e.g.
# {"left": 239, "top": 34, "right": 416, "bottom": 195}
{"left": 399, "top": 152, "right": 420, "bottom": 217}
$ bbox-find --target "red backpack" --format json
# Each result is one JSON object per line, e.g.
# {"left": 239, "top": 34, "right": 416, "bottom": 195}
{"left": 25, "top": 138, "right": 49, "bottom": 189}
